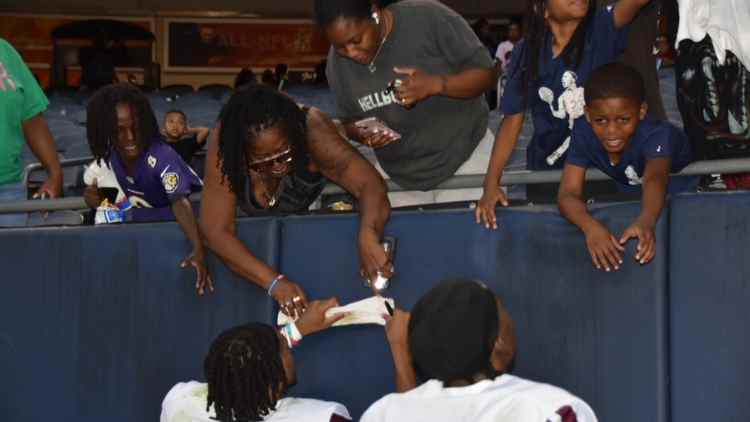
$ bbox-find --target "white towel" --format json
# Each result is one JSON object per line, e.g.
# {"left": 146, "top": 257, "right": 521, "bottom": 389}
{"left": 676, "top": 0, "right": 750, "bottom": 70}
{"left": 277, "top": 296, "right": 395, "bottom": 327}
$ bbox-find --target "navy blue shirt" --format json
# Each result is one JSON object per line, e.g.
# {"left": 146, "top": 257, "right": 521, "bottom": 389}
{"left": 567, "top": 118, "right": 693, "bottom": 192}
{"left": 501, "top": 5, "right": 629, "bottom": 170}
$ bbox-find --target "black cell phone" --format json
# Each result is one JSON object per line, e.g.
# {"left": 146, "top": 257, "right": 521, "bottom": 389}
{"left": 98, "top": 187, "right": 119, "bottom": 204}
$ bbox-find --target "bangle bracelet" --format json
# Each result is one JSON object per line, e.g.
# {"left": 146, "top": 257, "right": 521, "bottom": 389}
{"left": 267, "top": 274, "right": 286, "bottom": 296}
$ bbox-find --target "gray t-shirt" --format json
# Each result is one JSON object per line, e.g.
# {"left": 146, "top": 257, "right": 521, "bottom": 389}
{"left": 326, "top": 0, "right": 493, "bottom": 191}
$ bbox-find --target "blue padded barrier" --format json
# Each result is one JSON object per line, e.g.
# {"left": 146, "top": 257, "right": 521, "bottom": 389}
{"left": 669, "top": 192, "right": 750, "bottom": 422}
{"left": 279, "top": 205, "right": 668, "bottom": 422}
{"left": 0, "top": 218, "right": 279, "bottom": 422}
{"left": 482, "top": 203, "right": 669, "bottom": 422}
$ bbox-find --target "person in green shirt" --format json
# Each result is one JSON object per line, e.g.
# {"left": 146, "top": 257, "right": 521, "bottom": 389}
{"left": 0, "top": 38, "right": 63, "bottom": 226}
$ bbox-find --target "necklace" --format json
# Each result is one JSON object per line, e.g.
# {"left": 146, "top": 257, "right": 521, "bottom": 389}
{"left": 368, "top": 14, "right": 391, "bottom": 73}
{"left": 263, "top": 177, "right": 285, "bottom": 208}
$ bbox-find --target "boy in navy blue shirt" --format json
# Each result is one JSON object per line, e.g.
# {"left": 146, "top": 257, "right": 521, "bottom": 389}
{"left": 558, "top": 63, "right": 692, "bottom": 272}
{"left": 477, "top": 0, "right": 653, "bottom": 228}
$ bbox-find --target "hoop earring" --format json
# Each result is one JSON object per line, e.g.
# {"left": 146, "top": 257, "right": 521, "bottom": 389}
{"left": 372, "top": 12, "right": 380, "bottom": 26}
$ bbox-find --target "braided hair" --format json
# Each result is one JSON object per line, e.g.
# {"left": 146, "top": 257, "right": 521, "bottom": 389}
{"left": 217, "top": 84, "right": 308, "bottom": 202}
{"left": 204, "top": 323, "right": 287, "bottom": 422}
{"left": 86, "top": 83, "right": 159, "bottom": 165}
{"left": 516, "top": 0, "right": 596, "bottom": 99}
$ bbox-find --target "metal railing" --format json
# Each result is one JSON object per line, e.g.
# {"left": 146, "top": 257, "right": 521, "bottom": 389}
{"left": 3, "top": 157, "right": 750, "bottom": 214}
{"left": 23, "top": 156, "right": 94, "bottom": 185}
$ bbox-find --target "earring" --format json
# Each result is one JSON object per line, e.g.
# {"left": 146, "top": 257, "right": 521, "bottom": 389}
{"left": 372, "top": 12, "right": 380, "bottom": 25}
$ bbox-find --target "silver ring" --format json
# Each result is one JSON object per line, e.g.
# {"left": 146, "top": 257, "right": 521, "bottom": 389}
{"left": 292, "top": 296, "right": 301, "bottom": 303}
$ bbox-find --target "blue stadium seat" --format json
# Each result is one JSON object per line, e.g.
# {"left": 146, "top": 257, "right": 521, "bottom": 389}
{"left": 159, "top": 84, "right": 195, "bottom": 98}
{"left": 198, "top": 83, "right": 232, "bottom": 100}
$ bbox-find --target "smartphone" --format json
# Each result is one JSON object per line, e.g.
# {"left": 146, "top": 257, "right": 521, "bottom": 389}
{"left": 354, "top": 117, "right": 402, "bottom": 141}
{"left": 371, "top": 236, "right": 397, "bottom": 292}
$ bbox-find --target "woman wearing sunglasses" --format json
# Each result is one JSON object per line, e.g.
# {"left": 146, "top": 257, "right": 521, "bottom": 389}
{"left": 200, "top": 85, "right": 392, "bottom": 317}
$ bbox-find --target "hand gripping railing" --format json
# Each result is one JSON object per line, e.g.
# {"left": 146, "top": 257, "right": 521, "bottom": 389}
{"left": 3, "top": 157, "right": 750, "bottom": 214}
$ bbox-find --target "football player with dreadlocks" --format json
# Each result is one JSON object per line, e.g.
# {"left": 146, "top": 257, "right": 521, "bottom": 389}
{"left": 160, "top": 298, "right": 351, "bottom": 422}
{"left": 84, "top": 83, "right": 212, "bottom": 295}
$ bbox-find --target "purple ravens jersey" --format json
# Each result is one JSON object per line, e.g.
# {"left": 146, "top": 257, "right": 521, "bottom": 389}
{"left": 110, "top": 139, "right": 203, "bottom": 222}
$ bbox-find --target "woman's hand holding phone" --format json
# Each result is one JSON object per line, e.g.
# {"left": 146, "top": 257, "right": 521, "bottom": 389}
{"left": 354, "top": 117, "right": 401, "bottom": 149}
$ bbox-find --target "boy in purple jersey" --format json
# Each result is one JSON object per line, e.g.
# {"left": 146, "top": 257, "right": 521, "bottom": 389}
{"left": 83, "top": 83, "right": 212, "bottom": 295}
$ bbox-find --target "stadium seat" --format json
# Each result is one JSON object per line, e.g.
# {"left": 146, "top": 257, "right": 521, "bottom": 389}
{"left": 198, "top": 83, "right": 232, "bottom": 100}
{"left": 159, "top": 84, "right": 194, "bottom": 98}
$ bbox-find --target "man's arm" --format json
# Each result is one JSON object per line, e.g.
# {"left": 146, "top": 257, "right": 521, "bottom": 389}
{"left": 558, "top": 164, "right": 624, "bottom": 271}
{"left": 384, "top": 309, "right": 417, "bottom": 393}
{"left": 171, "top": 197, "right": 212, "bottom": 295}
{"left": 23, "top": 114, "right": 63, "bottom": 198}
{"left": 619, "top": 157, "right": 670, "bottom": 264}
{"left": 613, "top": 0, "right": 652, "bottom": 29}
{"left": 306, "top": 108, "right": 392, "bottom": 282}
{"left": 390, "top": 341, "right": 418, "bottom": 393}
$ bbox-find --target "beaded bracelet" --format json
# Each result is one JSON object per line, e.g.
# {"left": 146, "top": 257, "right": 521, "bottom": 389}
{"left": 267, "top": 274, "right": 286, "bottom": 297}
{"left": 279, "top": 321, "right": 303, "bottom": 349}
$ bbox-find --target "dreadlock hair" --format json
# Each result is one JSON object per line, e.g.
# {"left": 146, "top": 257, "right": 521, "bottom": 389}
{"left": 217, "top": 83, "right": 308, "bottom": 201}
{"left": 518, "top": 0, "right": 596, "bottom": 99}
{"left": 584, "top": 62, "right": 645, "bottom": 105}
{"left": 314, "top": 0, "right": 373, "bottom": 27}
{"left": 86, "top": 83, "right": 159, "bottom": 165}
{"left": 204, "top": 323, "right": 287, "bottom": 422}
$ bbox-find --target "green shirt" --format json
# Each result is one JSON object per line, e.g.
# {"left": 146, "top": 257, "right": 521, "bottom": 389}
{"left": 0, "top": 38, "right": 49, "bottom": 185}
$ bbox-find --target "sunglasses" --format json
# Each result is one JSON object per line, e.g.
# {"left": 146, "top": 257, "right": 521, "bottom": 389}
{"left": 248, "top": 147, "right": 294, "bottom": 173}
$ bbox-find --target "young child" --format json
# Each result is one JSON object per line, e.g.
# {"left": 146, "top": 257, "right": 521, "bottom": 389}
{"left": 163, "top": 110, "right": 210, "bottom": 165}
{"left": 558, "top": 63, "right": 693, "bottom": 272}
{"left": 476, "top": 0, "right": 653, "bottom": 228}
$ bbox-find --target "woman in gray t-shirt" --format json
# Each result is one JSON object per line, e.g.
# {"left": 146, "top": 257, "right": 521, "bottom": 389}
{"left": 315, "top": 0, "right": 497, "bottom": 193}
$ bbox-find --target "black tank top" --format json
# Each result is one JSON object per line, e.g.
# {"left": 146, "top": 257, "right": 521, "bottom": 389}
{"left": 238, "top": 165, "right": 326, "bottom": 216}
{"left": 238, "top": 106, "right": 326, "bottom": 215}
